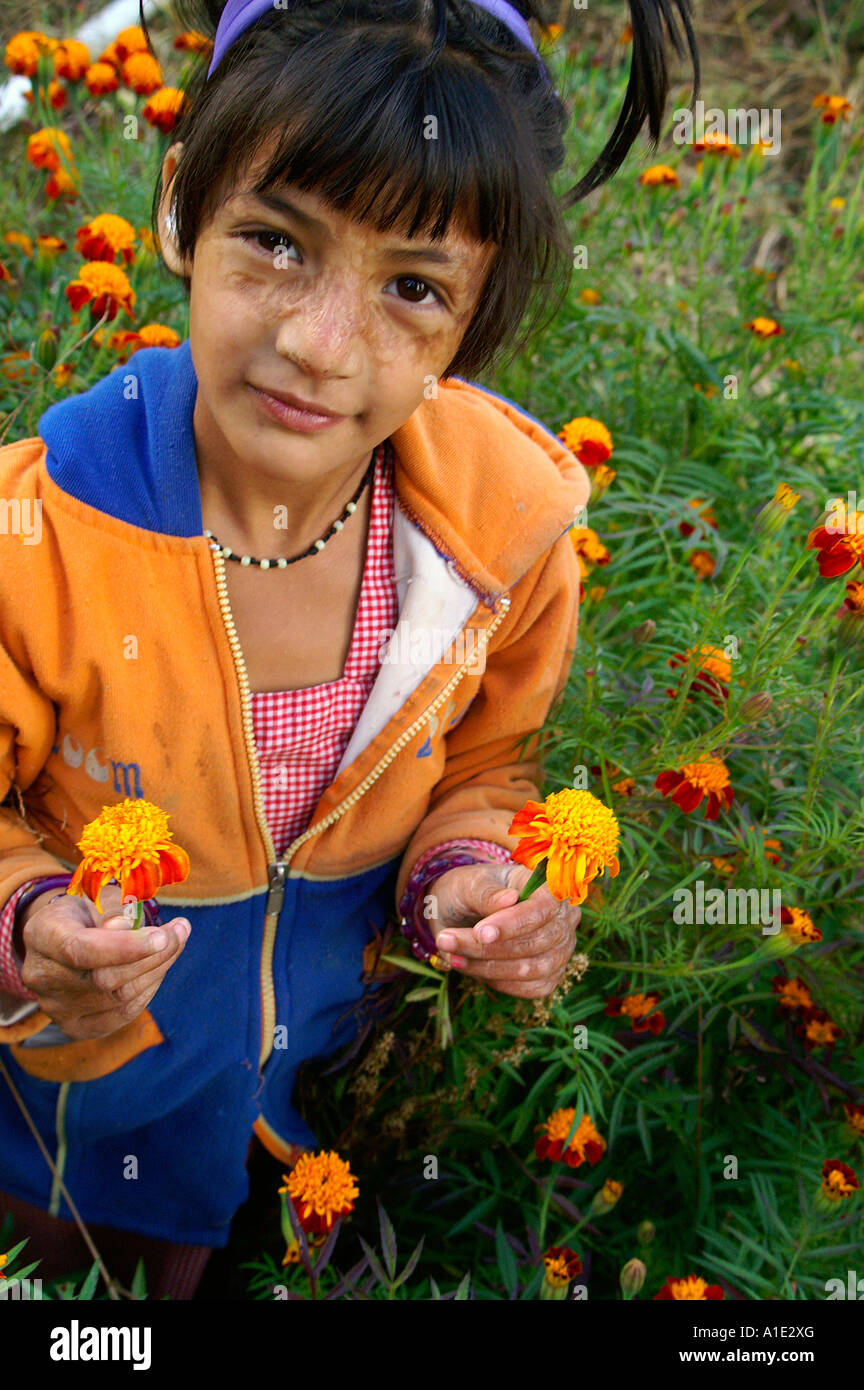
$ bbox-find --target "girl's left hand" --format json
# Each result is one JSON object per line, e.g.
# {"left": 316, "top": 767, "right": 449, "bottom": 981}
{"left": 427, "top": 861, "right": 581, "bottom": 999}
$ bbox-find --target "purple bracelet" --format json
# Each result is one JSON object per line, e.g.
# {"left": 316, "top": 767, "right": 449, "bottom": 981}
{"left": 398, "top": 851, "right": 487, "bottom": 965}
{"left": 14, "top": 874, "right": 163, "bottom": 931}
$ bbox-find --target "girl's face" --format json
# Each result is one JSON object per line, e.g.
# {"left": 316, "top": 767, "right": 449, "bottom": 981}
{"left": 158, "top": 144, "right": 497, "bottom": 488}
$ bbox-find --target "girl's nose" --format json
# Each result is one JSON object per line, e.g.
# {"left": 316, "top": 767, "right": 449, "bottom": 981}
{"left": 274, "top": 273, "right": 366, "bottom": 376}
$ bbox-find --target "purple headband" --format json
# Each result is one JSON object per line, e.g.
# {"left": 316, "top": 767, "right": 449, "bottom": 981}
{"left": 207, "top": 0, "right": 549, "bottom": 79}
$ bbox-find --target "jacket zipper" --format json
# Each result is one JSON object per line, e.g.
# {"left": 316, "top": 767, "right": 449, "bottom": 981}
{"left": 210, "top": 542, "right": 511, "bottom": 1071}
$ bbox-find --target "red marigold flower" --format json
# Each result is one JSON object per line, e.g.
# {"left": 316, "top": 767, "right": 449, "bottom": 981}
{"left": 117, "top": 323, "right": 181, "bottom": 353}
{"left": 84, "top": 60, "right": 119, "bottom": 95}
{"left": 819, "top": 1159, "right": 859, "bottom": 1200}
{"left": 812, "top": 93, "right": 852, "bottom": 124}
{"left": 639, "top": 164, "right": 679, "bottom": 187}
{"left": 843, "top": 1103, "right": 864, "bottom": 1139}
{"left": 796, "top": 1007, "right": 841, "bottom": 1054}
{"left": 278, "top": 1150, "right": 359, "bottom": 1235}
{"left": 44, "top": 169, "right": 79, "bottom": 200}
{"left": 53, "top": 38, "right": 90, "bottom": 81}
{"left": 113, "top": 26, "right": 149, "bottom": 62}
{"left": 744, "top": 317, "right": 784, "bottom": 338}
{"left": 142, "top": 87, "right": 186, "bottom": 133}
{"left": 557, "top": 416, "right": 613, "bottom": 467}
{"left": 771, "top": 974, "right": 814, "bottom": 1012}
{"left": 24, "top": 80, "right": 67, "bottom": 109}
{"left": 535, "top": 1108, "right": 607, "bottom": 1167}
{"left": 26, "top": 126, "right": 73, "bottom": 173}
{"left": 779, "top": 906, "right": 821, "bottom": 945}
{"left": 75, "top": 213, "right": 136, "bottom": 265}
{"left": 806, "top": 502, "right": 864, "bottom": 579}
{"left": 604, "top": 990, "right": 666, "bottom": 1034}
{"left": 654, "top": 1274, "right": 725, "bottom": 1300}
{"left": 693, "top": 131, "right": 740, "bottom": 158}
{"left": 678, "top": 497, "right": 718, "bottom": 538}
{"left": 665, "top": 644, "right": 731, "bottom": 706}
{"left": 543, "top": 1245, "right": 582, "bottom": 1288}
{"left": 66, "top": 261, "right": 135, "bottom": 321}
{"left": 654, "top": 759, "right": 734, "bottom": 821}
{"left": 174, "top": 30, "right": 213, "bottom": 53}
{"left": 4, "top": 31, "right": 56, "bottom": 77}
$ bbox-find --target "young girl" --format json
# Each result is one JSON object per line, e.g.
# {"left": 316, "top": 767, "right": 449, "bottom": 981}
{"left": 0, "top": 0, "right": 697, "bottom": 1298}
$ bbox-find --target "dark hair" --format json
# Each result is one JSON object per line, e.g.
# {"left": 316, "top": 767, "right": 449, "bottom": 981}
{"left": 147, "top": 0, "right": 699, "bottom": 381}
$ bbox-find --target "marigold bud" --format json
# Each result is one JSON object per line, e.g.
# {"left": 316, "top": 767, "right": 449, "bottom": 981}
{"left": 34, "top": 328, "right": 58, "bottom": 370}
{"left": 631, "top": 619, "right": 657, "bottom": 644}
{"left": 620, "top": 1257, "right": 646, "bottom": 1299}
{"left": 740, "top": 692, "right": 773, "bottom": 722}
{"left": 636, "top": 1220, "right": 656, "bottom": 1245}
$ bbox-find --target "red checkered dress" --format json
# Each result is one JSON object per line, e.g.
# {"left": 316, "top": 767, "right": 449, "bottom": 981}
{"left": 0, "top": 439, "right": 511, "bottom": 1001}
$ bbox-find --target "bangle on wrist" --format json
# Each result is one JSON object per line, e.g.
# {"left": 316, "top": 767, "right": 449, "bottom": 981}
{"left": 398, "top": 851, "right": 482, "bottom": 966}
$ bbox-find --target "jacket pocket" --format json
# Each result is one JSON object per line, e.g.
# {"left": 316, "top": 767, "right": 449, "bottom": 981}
{"left": 7, "top": 1008, "right": 165, "bottom": 1082}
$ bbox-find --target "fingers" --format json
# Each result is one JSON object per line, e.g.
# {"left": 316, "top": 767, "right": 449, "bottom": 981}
{"left": 33, "top": 907, "right": 185, "bottom": 973}
{"left": 455, "top": 933, "right": 575, "bottom": 983}
{"left": 437, "top": 897, "right": 580, "bottom": 961}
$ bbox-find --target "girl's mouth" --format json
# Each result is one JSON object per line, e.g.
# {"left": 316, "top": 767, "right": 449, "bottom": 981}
{"left": 248, "top": 384, "right": 345, "bottom": 432}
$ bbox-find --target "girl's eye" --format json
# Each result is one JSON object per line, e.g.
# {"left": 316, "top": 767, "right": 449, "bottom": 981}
{"left": 240, "top": 232, "right": 441, "bottom": 307}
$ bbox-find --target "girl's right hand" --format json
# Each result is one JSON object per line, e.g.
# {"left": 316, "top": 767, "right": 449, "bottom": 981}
{"left": 17, "top": 883, "right": 190, "bottom": 1040}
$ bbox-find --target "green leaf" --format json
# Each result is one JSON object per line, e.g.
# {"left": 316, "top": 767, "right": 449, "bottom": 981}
{"left": 130, "top": 1258, "right": 148, "bottom": 1300}
{"left": 453, "top": 1271, "right": 472, "bottom": 1301}
{"left": 403, "top": 986, "right": 439, "bottom": 1002}
{"left": 357, "top": 1236, "right": 390, "bottom": 1289}
{"left": 635, "top": 1102, "right": 652, "bottom": 1162}
{"left": 377, "top": 1199, "right": 398, "bottom": 1281}
{"left": 76, "top": 1261, "right": 101, "bottom": 1301}
{"left": 495, "top": 1221, "right": 518, "bottom": 1299}
{"left": 380, "top": 952, "right": 442, "bottom": 980}
{"left": 392, "top": 1236, "right": 425, "bottom": 1291}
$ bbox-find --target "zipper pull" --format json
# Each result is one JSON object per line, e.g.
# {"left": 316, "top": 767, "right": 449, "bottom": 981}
{"left": 266, "top": 862, "right": 286, "bottom": 916}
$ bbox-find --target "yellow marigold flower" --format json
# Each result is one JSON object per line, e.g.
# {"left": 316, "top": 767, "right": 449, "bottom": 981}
{"left": 569, "top": 525, "right": 611, "bottom": 571}
{"left": 587, "top": 463, "right": 615, "bottom": 504}
{"left": 3, "top": 232, "right": 33, "bottom": 256}
{"left": 535, "top": 1108, "right": 607, "bottom": 1167}
{"left": 589, "top": 1178, "right": 623, "bottom": 1216}
{"left": 174, "top": 31, "right": 214, "bottom": 53}
{"left": 279, "top": 1151, "right": 359, "bottom": 1234}
{"left": 114, "top": 26, "right": 150, "bottom": 62}
{"left": 53, "top": 363, "right": 74, "bottom": 386}
{"left": 687, "top": 548, "right": 715, "bottom": 578}
{"left": 26, "top": 127, "right": 73, "bottom": 173}
{"left": 654, "top": 759, "right": 734, "bottom": 822}
{"left": 4, "top": 31, "right": 56, "bottom": 77}
{"left": 579, "top": 287, "right": 601, "bottom": 305}
{"left": 780, "top": 906, "right": 821, "bottom": 945}
{"left": 812, "top": 93, "right": 852, "bottom": 124}
{"left": 639, "top": 163, "right": 680, "bottom": 187}
{"left": 76, "top": 213, "right": 136, "bottom": 265}
{"left": 66, "top": 261, "right": 135, "bottom": 320}
{"left": 509, "top": 788, "right": 620, "bottom": 906}
{"left": 541, "top": 1245, "right": 581, "bottom": 1299}
{"left": 745, "top": 316, "right": 784, "bottom": 338}
{"left": 54, "top": 39, "right": 90, "bottom": 81}
{"left": 143, "top": 87, "right": 186, "bottom": 133}
{"left": 36, "top": 234, "right": 67, "bottom": 256}
{"left": 654, "top": 1274, "right": 724, "bottom": 1300}
{"left": 815, "top": 1160, "right": 859, "bottom": 1214}
{"left": 66, "top": 796, "right": 190, "bottom": 917}
{"left": 829, "top": 196, "right": 846, "bottom": 211}
{"left": 754, "top": 482, "right": 800, "bottom": 538}
{"left": 844, "top": 1103, "right": 864, "bottom": 1139}
{"left": 693, "top": 130, "right": 740, "bottom": 158}
{"left": 558, "top": 416, "right": 613, "bottom": 466}
{"left": 121, "top": 51, "right": 162, "bottom": 94}
{"left": 85, "top": 60, "right": 119, "bottom": 95}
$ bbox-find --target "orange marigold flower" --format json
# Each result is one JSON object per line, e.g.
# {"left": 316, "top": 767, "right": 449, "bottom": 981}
{"left": 639, "top": 163, "right": 680, "bottom": 187}
{"left": 812, "top": 93, "right": 852, "bottom": 124}
{"left": 818, "top": 1159, "right": 859, "bottom": 1200}
{"left": 535, "top": 1108, "right": 607, "bottom": 1167}
{"left": 121, "top": 51, "right": 162, "bottom": 94}
{"left": 589, "top": 1178, "right": 623, "bottom": 1216}
{"left": 679, "top": 498, "right": 718, "bottom": 539}
{"left": 278, "top": 1150, "right": 358, "bottom": 1234}
{"left": 142, "top": 87, "right": 186, "bottom": 133}
{"left": 53, "top": 363, "right": 74, "bottom": 386}
{"left": 36, "top": 234, "right": 67, "bottom": 256}
{"left": 806, "top": 501, "right": 864, "bottom": 579}
{"left": 570, "top": 525, "right": 611, "bottom": 571}
{"left": 76, "top": 213, "right": 136, "bottom": 265}
{"left": 579, "top": 287, "right": 601, "bottom": 305}
{"left": 174, "top": 30, "right": 214, "bottom": 53}
{"left": 687, "top": 548, "right": 715, "bottom": 578}
{"left": 843, "top": 579, "right": 864, "bottom": 613}
{"left": 620, "top": 22, "right": 633, "bottom": 43}
{"left": 711, "top": 855, "right": 736, "bottom": 876}
{"left": 137, "top": 226, "right": 160, "bottom": 255}
{"left": 693, "top": 130, "right": 740, "bottom": 157}
{"left": 117, "top": 323, "right": 182, "bottom": 353}
{"left": 66, "top": 261, "right": 135, "bottom": 320}
{"left": 3, "top": 232, "right": 33, "bottom": 256}
{"left": 543, "top": 1245, "right": 582, "bottom": 1290}
{"left": 844, "top": 1103, "right": 864, "bottom": 1139}
{"left": 26, "top": 127, "right": 73, "bottom": 173}
{"left": 509, "top": 787, "right": 620, "bottom": 906}
{"left": 654, "top": 1274, "right": 724, "bottom": 1300}
{"left": 655, "top": 759, "right": 733, "bottom": 821}
{"left": 745, "top": 316, "right": 784, "bottom": 338}
{"left": 66, "top": 797, "right": 189, "bottom": 916}
{"left": 797, "top": 1008, "right": 841, "bottom": 1053}
{"left": 0, "top": 261, "right": 11, "bottom": 284}
{"left": 605, "top": 990, "right": 666, "bottom": 1034}
{"left": 666, "top": 644, "right": 731, "bottom": 706}
{"left": 85, "top": 60, "right": 119, "bottom": 95}
{"left": 53, "top": 39, "right": 90, "bottom": 81}
{"left": 45, "top": 169, "right": 79, "bottom": 201}
{"left": 557, "top": 415, "right": 613, "bottom": 467}
{"left": 587, "top": 463, "right": 615, "bottom": 504}
{"left": 771, "top": 974, "right": 814, "bottom": 1012}
{"left": 114, "top": 26, "right": 150, "bottom": 62}
{"left": 4, "top": 31, "right": 55, "bottom": 77}
{"left": 755, "top": 482, "right": 800, "bottom": 538}
{"left": 24, "top": 80, "right": 67, "bottom": 109}
{"left": 779, "top": 906, "right": 821, "bottom": 945}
